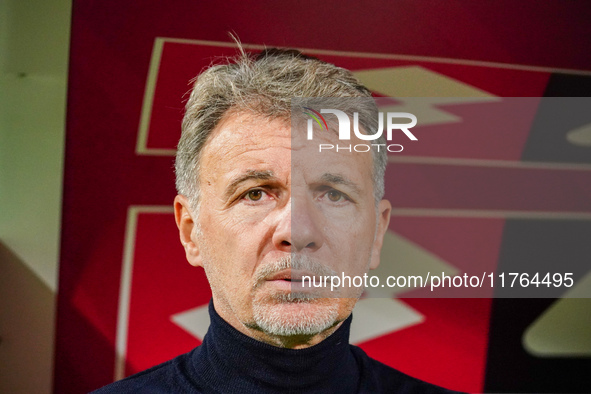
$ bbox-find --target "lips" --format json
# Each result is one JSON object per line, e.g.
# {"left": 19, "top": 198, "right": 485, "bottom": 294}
{"left": 268, "top": 269, "right": 318, "bottom": 282}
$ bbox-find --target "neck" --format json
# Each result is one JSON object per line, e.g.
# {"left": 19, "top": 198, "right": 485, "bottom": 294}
{"left": 191, "top": 299, "right": 360, "bottom": 393}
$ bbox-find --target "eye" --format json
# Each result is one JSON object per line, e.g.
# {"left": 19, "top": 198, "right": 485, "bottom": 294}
{"left": 245, "top": 189, "right": 264, "bottom": 201}
{"left": 326, "top": 189, "right": 345, "bottom": 202}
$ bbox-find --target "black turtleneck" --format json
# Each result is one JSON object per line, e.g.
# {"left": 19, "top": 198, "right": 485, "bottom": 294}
{"left": 94, "top": 300, "right": 462, "bottom": 393}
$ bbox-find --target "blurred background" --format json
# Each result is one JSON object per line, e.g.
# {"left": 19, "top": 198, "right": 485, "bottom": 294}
{"left": 0, "top": 0, "right": 70, "bottom": 392}
{"left": 1, "top": 1, "right": 590, "bottom": 393}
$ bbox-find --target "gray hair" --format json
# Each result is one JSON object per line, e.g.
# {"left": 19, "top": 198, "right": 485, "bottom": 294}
{"left": 175, "top": 48, "right": 387, "bottom": 210}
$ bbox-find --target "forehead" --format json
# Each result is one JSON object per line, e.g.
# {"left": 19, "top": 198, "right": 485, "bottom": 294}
{"left": 199, "top": 111, "right": 374, "bottom": 186}
{"left": 203, "top": 112, "right": 291, "bottom": 155}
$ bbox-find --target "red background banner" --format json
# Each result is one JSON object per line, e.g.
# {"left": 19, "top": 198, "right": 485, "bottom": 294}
{"left": 57, "top": 2, "right": 591, "bottom": 393}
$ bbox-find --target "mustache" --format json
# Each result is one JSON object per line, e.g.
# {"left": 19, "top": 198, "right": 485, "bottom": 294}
{"left": 253, "top": 254, "right": 338, "bottom": 288}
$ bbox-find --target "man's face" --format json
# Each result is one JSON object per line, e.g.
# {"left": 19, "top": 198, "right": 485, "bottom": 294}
{"left": 175, "top": 111, "right": 390, "bottom": 347}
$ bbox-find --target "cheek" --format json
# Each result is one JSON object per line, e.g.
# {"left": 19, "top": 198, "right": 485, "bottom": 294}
{"left": 200, "top": 212, "right": 271, "bottom": 271}
{"left": 327, "top": 213, "right": 375, "bottom": 244}
{"left": 327, "top": 217, "right": 376, "bottom": 270}
{"left": 213, "top": 214, "right": 271, "bottom": 253}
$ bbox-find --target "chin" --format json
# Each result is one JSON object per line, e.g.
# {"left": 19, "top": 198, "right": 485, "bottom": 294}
{"left": 251, "top": 294, "right": 343, "bottom": 337}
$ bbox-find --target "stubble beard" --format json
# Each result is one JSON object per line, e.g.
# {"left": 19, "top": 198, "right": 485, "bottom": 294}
{"left": 199, "top": 232, "right": 353, "bottom": 339}
{"left": 250, "top": 255, "right": 342, "bottom": 337}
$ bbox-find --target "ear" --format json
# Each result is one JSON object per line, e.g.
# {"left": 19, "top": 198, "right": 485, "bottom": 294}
{"left": 174, "top": 195, "right": 203, "bottom": 267}
{"left": 369, "top": 199, "right": 391, "bottom": 270}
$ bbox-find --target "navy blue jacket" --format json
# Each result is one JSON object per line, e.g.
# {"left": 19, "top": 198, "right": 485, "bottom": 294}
{"left": 94, "top": 301, "right": 462, "bottom": 393}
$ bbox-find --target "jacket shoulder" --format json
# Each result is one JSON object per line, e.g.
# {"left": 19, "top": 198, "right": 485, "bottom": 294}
{"left": 350, "top": 345, "right": 466, "bottom": 394}
{"left": 91, "top": 351, "right": 200, "bottom": 393}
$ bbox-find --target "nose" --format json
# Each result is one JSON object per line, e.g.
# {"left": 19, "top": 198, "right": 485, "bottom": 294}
{"left": 272, "top": 197, "right": 324, "bottom": 252}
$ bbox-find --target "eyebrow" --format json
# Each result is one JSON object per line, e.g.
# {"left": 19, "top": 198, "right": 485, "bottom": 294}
{"left": 224, "top": 170, "right": 275, "bottom": 199}
{"left": 320, "top": 173, "right": 362, "bottom": 196}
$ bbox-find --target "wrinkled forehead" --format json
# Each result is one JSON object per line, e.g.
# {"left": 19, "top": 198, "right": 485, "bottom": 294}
{"left": 203, "top": 109, "right": 371, "bottom": 155}
{"left": 199, "top": 111, "right": 374, "bottom": 188}
{"left": 290, "top": 117, "right": 374, "bottom": 188}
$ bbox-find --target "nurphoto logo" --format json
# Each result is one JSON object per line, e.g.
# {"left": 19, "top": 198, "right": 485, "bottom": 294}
{"left": 303, "top": 108, "right": 418, "bottom": 153}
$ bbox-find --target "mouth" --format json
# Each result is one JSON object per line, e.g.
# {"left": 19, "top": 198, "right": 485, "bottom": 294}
{"left": 268, "top": 269, "right": 316, "bottom": 283}
{"left": 256, "top": 264, "right": 338, "bottom": 300}
{"left": 263, "top": 269, "right": 326, "bottom": 294}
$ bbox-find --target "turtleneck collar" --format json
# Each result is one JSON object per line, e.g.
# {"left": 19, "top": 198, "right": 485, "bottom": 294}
{"left": 188, "top": 300, "right": 360, "bottom": 393}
